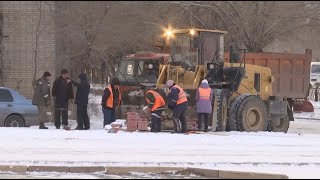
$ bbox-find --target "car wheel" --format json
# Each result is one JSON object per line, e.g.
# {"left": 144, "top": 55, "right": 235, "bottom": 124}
{"left": 5, "top": 115, "right": 25, "bottom": 127}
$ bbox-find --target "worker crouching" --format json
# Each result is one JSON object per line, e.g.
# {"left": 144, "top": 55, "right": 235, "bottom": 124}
{"left": 141, "top": 86, "right": 165, "bottom": 133}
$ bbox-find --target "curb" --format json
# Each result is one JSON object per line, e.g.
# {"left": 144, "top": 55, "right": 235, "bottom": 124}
{"left": 0, "top": 165, "right": 289, "bottom": 179}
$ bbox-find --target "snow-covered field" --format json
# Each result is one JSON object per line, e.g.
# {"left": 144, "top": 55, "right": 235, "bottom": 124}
{"left": 1, "top": 94, "right": 320, "bottom": 178}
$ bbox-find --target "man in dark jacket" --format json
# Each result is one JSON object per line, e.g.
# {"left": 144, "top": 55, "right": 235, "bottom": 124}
{"left": 32, "top": 72, "right": 52, "bottom": 129}
{"left": 101, "top": 77, "right": 121, "bottom": 127}
{"left": 166, "top": 80, "right": 188, "bottom": 133}
{"left": 52, "top": 69, "right": 74, "bottom": 130}
{"left": 71, "top": 73, "right": 91, "bottom": 130}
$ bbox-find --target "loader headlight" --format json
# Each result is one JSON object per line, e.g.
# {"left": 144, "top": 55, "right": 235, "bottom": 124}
{"left": 190, "top": 29, "right": 195, "bottom": 36}
{"left": 207, "top": 63, "right": 215, "bottom": 70}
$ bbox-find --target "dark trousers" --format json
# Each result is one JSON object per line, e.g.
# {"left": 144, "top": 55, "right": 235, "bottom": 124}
{"left": 172, "top": 109, "right": 187, "bottom": 133}
{"left": 151, "top": 109, "right": 163, "bottom": 133}
{"left": 198, "top": 113, "right": 209, "bottom": 132}
{"left": 103, "top": 108, "right": 116, "bottom": 126}
{"left": 55, "top": 105, "right": 68, "bottom": 128}
{"left": 77, "top": 104, "right": 90, "bottom": 129}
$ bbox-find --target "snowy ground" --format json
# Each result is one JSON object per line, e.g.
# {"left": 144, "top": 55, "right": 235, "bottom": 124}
{"left": 1, "top": 94, "right": 320, "bottom": 178}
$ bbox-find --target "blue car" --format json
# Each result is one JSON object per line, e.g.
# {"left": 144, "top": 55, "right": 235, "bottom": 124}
{"left": 0, "top": 87, "right": 39, "bottom": 127}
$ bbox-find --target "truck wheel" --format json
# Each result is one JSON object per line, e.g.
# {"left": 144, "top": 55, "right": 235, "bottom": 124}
{"left": 216, "top": 90, "right": 229, "bottom": 131}
{"left": 5, "top": 115, "right": 25, "bottom": 127}
{"left": 228, "top": 94, "right": 251, "bottom": 131}
{"left": 270, "top": 115, "right": 290, "bottom": 133}
{"left": 237, "top": 96, "right": 268, "bottom": 132}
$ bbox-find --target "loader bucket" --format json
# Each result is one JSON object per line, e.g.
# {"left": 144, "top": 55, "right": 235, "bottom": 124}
{"left": 293, "top": 100, "right": 314, "bottom": 113}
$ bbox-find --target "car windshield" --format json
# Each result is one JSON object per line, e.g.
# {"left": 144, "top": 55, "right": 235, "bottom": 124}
{"left": 116, "top": 59, "right": 160, "bottom": 83}
{"left": 312, "top": 64, "right": 320, "bottom": 74}
{"left": 170, "top": 33, "right": 198, "bottom": 68}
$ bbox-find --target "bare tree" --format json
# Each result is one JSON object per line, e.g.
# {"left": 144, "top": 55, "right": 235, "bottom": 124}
{"left": 32, "top": 1, "right": 54, "bottom": 88}
{"left": 168, "top": 1, "right": 320, "bottom": 52}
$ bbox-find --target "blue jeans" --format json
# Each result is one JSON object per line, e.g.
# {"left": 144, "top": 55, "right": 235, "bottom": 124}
{"left": 102, "top": 108, "right": 116, "bottom": 126}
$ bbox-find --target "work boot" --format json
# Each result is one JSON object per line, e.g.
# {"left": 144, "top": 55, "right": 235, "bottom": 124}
{"left": 74, "top": 125, "right": 83, "bottom": 130}
{"left": 63, "top": 125, "right": 71, "bottom": 130}
{"left": 39, "top": 123, "right": 48, "bottom": 129}
{"left": 84, "top": 127, "right": 90, "bottom": 130}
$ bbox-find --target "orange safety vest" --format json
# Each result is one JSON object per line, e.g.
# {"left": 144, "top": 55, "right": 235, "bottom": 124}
{"left": 145, "top": 90, "right": 165, "bottom": 112}
{"left": 106, "top": 86, "right": 122, "bottom": 108}
{"left": 171, "top": 85, "right": 188, "bottom": 105}
{"left": 198, "top": 87, "right": 211, "bottom": 100}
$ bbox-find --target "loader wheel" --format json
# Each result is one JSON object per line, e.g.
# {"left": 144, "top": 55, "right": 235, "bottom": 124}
{"left": 216, "top": 89, "right": 229, "bottom": 131}
{"left": 270, "top": 115, "right": 290, "bottom": 133}
{"left": 237, "top": 96, "right": 269, "bottom": 132}
{"left": 228, "top": 94, "right": 251, "bottom": 131}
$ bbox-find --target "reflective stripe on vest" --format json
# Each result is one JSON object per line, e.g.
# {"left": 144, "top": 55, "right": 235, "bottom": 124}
{"left": 172, "top": 85, "right": 187, "bottom": 105}
{"left": 199, "top": 87, "right": 211, "bottom": 100}
{"left": 145, "top": 90, "right": 165, "bottom": 112}
{"left": 106, "top": 86, "right": 121, "bottom": 108}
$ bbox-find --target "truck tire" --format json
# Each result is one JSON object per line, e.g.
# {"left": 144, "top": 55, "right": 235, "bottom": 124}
{"left": 216, "top": 89, "right": 229, "bottom": 131}
{"left": 270, "top": 115, "right": 290, "bottom": 133}
{"left": 236, "top": 96, "right": 269, "bottom": 132}
{"left": 228, "top": 94, "right": 251, "bottom": 131}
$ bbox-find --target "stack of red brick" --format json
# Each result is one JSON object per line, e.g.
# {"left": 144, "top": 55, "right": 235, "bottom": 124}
{"left": 126, "top": 112, "right": 149, "bottom": 131}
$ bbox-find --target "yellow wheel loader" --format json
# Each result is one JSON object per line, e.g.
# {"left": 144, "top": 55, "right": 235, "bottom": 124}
{"left": 156, "top": 28, "right": 305, "bottom": 133}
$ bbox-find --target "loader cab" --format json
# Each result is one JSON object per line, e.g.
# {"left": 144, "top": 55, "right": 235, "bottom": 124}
{"left": 167, "top": 29, "right": 226, "bottom": 69}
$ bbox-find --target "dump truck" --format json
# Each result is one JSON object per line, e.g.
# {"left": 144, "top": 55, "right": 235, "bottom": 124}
{"left": 115, "top": 51, "right": 169, "bottom": 119}
{"left": 155, "top": 28, "right": 312, "bottom": 133}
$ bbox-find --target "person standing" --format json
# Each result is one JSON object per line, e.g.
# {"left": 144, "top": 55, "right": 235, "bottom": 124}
{"left": 141, "top": 86, "right": 165, "bottom": 133}
{"left": 70, "top": 73, "right": 91, "bottom": 130}
{"left": 101, "top": 77, "right": 122, "bottom": 127}
{"left": 166, "top": 80, "right": 188, "bottom": 133}
{"left": 32, "top": 72, "right": 52, "bottom": 129}
{"left": 52, "top": 69, "right": 74, "bottom": 130}
{"left": 196, "top": 79, "right": 214, "bottom": 132}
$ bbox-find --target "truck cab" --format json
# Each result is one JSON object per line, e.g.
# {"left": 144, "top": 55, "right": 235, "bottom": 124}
{"left": 310, "top": 62, "right": 320, "bottom": 88}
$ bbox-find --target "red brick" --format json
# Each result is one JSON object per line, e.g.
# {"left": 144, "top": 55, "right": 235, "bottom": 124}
{"left": 127, "top": 115, "right": 139, "bottom": 119}
{"left": 138, "top": 121, "right": 149, "bottom": 131}
{"left": 127, "top": 112, "right": 138, "bottom": 116}
{"left": 127, "top": 121, "right": 138, "bottom": 131}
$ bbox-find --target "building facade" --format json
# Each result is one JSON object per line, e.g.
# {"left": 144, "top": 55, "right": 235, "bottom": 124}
{"left": 0, "top": 1, "right": 55, "bottom": 98}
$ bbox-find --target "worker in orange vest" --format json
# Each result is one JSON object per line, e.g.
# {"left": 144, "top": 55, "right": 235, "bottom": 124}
{"left": 141, "top": 86, "right": 165, "bottom": 133}
{"left": 196, "top": 79, "right": 214, "bottom": 132}
{"left": 101, "top": 77, "right": 122, "bottom": 127}
{"left": 166, "top": 80, "right": 188, "bottom": 133}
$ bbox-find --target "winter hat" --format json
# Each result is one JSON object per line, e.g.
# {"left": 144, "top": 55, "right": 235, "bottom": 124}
{"left": 61, "top": 69, "right": 68, "bottom": 74}
{"left": 43, "top": 72, "right": 51, "bottom": 77}
{"left": 78, "top": 73, "right": 87, "bottom": 81}
{"left": 111, "top": 77, "right": 120, "bottom": 86}
{"left": 201, "top": 79, "right": 208, "bottom": 84}
{"left": 166, "top": 80, "right": 174, "bottom": 87}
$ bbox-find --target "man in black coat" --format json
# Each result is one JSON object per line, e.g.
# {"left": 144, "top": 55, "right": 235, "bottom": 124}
{"left": 71, "top": 73, "right": 91, "bottom": 130}
{"left": 52, "top": 69, "right": 74, "bottom": 129}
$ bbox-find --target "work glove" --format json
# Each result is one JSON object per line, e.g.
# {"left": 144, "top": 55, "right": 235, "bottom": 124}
{"left": 143, "top": 106, "right": 149, "bottom": 111}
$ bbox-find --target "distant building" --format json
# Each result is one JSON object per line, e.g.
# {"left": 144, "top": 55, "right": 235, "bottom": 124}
{"left": 0, "top": 1, "right": 55, "bottom": 98}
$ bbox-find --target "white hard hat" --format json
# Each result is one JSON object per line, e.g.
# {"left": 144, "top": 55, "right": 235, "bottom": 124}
{"left": 166, "top": 80, "right": 174, "bottom": 87}
{"left": 201, "top": 79, "right": 208, "bottom": 84}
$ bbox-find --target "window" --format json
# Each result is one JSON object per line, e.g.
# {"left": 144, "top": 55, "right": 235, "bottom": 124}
{"left": 0, "top": 89, "right": 14, "bottom": 102}
{"left": 311, "top": 65, "right": 320, "bottom": 74}
{"left": 126, "top": 62, "right": 134, "bottom": 76}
